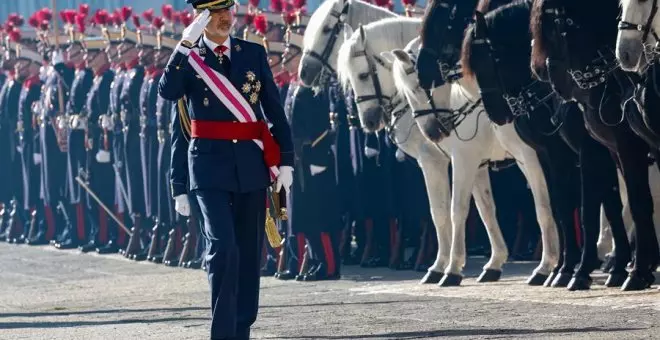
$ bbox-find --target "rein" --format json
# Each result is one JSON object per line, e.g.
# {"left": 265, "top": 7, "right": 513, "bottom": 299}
{"left": 302, "top": 2, "right": 350, "bottom": 76}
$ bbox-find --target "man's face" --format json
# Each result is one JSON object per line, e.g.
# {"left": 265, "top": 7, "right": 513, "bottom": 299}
{"left": 204, "top": 8, "right": 234, "bottom": 37}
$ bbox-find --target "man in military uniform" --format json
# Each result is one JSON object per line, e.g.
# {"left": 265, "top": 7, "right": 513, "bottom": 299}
{"left": 159, "top": 1, "right": 294, "bottom": 338}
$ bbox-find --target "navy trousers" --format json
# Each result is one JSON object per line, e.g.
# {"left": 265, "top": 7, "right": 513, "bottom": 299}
{"left": 196, "top": 189, "right": 266, "bottom": 340}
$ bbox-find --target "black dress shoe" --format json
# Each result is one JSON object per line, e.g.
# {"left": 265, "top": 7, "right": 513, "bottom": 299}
{"left": 276, "top": 270, "right": 297, "bottom": 280}
{"left": 25, "top": 231, "right": 49, "bottom": 245}
{"left": 55, "top": 238, "right": 79, "bottom": 249}
{"left": 96, "top": 242, "right": 119, "bottom": 254}
{"left": 79, "top": 242, "right": 99, "bottom": 253}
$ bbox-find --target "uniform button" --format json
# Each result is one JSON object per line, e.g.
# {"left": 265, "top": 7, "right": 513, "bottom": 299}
{"left": 232, "top": 139, "right": 237, "bottom": 143}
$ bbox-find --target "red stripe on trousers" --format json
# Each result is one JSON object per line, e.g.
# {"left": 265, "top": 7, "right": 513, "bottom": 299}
{"left": 44, "top": 205, "right": 56, "bottom": 240}
{"left": 297, "top": 233, "right": 306, "bottom": 272}
{"left": 99, "top": 209, "right": 108, "bottom": 244}
{"left": 320, "top": 232, "right": 336, "bottom": 276}
{"left": 76, "top": 203, "right": 85, "bottom": 241}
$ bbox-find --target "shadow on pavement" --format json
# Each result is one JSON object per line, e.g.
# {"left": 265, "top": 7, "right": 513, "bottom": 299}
{"left": 0, "top": 306, "right": 207, "bottom": 318}
{"left": 261, "top": 299, "right": 436, "bottom": 309}
{"left": 267, "top": 327, "right": 643, "bottom": 339}
{"left": 0, "top": 316, "right": 209, "bottom": 329}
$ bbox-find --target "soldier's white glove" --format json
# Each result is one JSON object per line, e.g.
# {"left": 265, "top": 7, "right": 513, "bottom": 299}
{"left": 310, "top": 165, "right": 327, "bottom": 176}
{"left": 180, "top": 10, "right": 211, "bottom": 49}
{"left": 395, "top": 148, "right": 406, "bottom": 162}
{"left": 96, "top": 150, "right": 111, "bottom": 163}
{"left": 275, "top": 165, "right": 294, "bottom": 192}
{"left": 33, "top": 153, "right": 42, "bottom": 165}
{"left": 174, "top": 194, "right": 191, "bottom": 217}
{"left": 70, "top": 115, "right": 80, "bottom": 129}
{"left": 364, "top": 147, "right": 379, "bottom": 158}
{"left": 51, "top": 49, "right": 64, "bottom": 65}
{"left": 100, "top": 114, "right": 114, "bottom": 130}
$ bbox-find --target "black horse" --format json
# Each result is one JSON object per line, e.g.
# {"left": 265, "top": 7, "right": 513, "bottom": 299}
{"left": 531, "top": 0, "right": 659, "bottom": 290}
{"left": 460, "top": 0, "right": 632, "bottom": 290}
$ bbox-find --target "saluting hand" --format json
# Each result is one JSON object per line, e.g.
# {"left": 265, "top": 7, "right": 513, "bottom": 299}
{"left": 181, "top": 9, "right": 212, "bottom": 47}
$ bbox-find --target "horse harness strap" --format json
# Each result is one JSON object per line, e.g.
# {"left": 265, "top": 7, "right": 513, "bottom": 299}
{"left": 618, "top": 0, "right": 659, "bottom": 45}
{"left": 302, "top": 2, "right": 350, "bottom": 75}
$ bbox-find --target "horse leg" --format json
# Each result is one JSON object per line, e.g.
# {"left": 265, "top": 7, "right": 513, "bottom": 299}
{"left": 516, "top": 151, "right": 561, "bottom": 285}
{"left": 568, "top": 138, "right": 615, "bottom": 290}
{"left": 416, "top": 149, "right": 451, "bottom": 284}
{"left": 439, "top": 154, "right": 481, "bottom": 287}
{"left": 471, "top": 165, "right": 508, "bottom": 283}
{"left": 648, "top": 163, "right": 660, "bottom": 253}
{"left": 616, "top": 134, "right": 659, "bottom": 291}
{"left": 600, "top": 165, "right": 632, "bottom": 288}
{"left": 597, "top": 206, "right": 614, "bottom": 264}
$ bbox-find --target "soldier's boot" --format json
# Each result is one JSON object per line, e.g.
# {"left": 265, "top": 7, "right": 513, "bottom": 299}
{"left": 274, "top": 238, "right": 287, "bottom": 279}
{"left": 178, "top": 232, "right": 195, "bottom": 268}
{"left": 29, "top": 205, "right": 56, "bottom": 245}
{"left": 147, "top": 219, "right": 164, "bottom": 263}
{"left": 55, "top": 203, "right": 85, "bottom": 249}
{"left": 124, "top": 214, "right": 143, "bottom": 258}
{"left": 6, "top": 201, "right": 25, "bottom": 244}
{"left": 0, "top": 203, "right": 8, "bottom": 242}
{"left": 25, "top": 209, "right": 40, "bottom": 244}
{"left": 163, "top": 227, "right": 180, "bottom": 266}
{"left": 295, "top": 245, "right": 310, "bottom": 281}
{"left": 19, "top": 208, "right": 37, "bottom": 243}
{"left": 319, "top": 232, "right": 340, "bottom": 280}
{"left": 360, "top": 219, "right": 375, "bottom": 267}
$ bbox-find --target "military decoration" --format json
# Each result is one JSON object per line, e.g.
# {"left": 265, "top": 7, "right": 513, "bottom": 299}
{"left": 242, "top": 71, "right": 261, "bottom": 105}
{"left": 203, "top": 97, "right": 210, "bottom": 107}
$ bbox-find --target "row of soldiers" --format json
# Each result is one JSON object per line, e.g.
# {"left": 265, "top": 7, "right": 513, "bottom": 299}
{"left": 0, "top": 2, "right": 539, "bottom": 281}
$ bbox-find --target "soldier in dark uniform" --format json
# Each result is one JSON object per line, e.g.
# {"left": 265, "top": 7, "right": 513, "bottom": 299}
{"left": 159, "top": 1, "right": 295, "bottom": 338}
{"left": 12, "top": 33, "right": 44, "bottom": 244}
{"left": 119, "top": 19, "right": 147, "bottom": 259}
{"left": 288, "top": 83, "right": 341, "bottom": 281}
{"left": 77, "top": 35, "right": 117, "bottom": 253}
{"left": 0, "top": 61, "right": 8, "bottom": 239}
{"left": 0, "top": 32, "right": 27, "bottom": 241}
{"left": 32, "top": 29, "right": 78, "bottom": 246}
{"left": 55, "top": 29, "right": 94, "bottom": 250}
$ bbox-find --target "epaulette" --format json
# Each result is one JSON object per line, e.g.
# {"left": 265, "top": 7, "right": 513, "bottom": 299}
{"left": 177, "top": 95, "right": 191, "bottom": 140}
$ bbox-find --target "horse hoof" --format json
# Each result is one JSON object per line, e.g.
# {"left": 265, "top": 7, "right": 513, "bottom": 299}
{"left": 601, "top": 255, "right": 615, "bottom": 273}
{"left": 420, "top": 271, "right": 444, "bottom": 284}
{"left": 526, "top": 272, "right": 548, "bottom": 286}
{"left": 543, "top": 271, "right": 556, "bottom": 287}
{"left": 567, "top": 275, "right": 592, "bottom": 291}
{"left": 605, "top": 272, "right": 627, "bottom": 287}
{"left": 477, "top": 269, "right": 502, "bottom": 283}
{"left": 621, "top": 273, "right": 651, "bottom": 291}
{"left": 438, "top": 273, "right": 462, "bottom": 287}
{"left": 551, "top": 273, "right": 572, "bottom": 288}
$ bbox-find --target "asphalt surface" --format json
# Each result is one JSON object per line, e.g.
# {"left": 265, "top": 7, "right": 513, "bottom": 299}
{"left": 0, "top": 243, "right": 658, "bottom": 340}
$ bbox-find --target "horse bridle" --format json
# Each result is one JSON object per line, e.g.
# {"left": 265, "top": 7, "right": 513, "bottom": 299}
{"left": 618, "top": 0, "right": 660, "bottom": 58}
{"left": 302, "top": 2, "right": 350, "bottom": 76}
{"left": 545, "top": 5, "right": 620, "bottom": 90}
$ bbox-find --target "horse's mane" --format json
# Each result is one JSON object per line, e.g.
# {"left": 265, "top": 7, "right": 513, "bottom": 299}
{"left": 303, "top": 0, "right": 397, "bottom": 49}
{"left": 461, "top": 0, "right": 532, "bottom": 79}
{"left": 392, "top": 38, "right": 423, "bottom": 105}
{"left": 337, "top": 17, "right": 421, "bottom": 92}
{"left": 530, "top": 0, "right": 549, "bottom": 71}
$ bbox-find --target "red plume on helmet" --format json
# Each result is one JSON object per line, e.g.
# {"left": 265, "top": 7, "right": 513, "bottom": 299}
{"left": 76, "top": 12, "right": 86, "bottom": 32}
{"left": 161, "top": 5, "right": 174, "bottom": 22}
{"left": 79, "top": 4, "right": 90, "bottom": 17}
{"left": 37, "top": 7, "right": 53, "bottom": 24}
{"left": 132, "top": 15, "right": 141, "bottom": 30}
{"left": 121, "top": 6, "right": 133, "bottom": 23}
{"left": 249, "top": 0, "right": 260, "bottom": 8}
{"left": 7, "top": 14, "right": 24, "bottom": 28}
{"left": 292, "top": 0, "right": 306, "bottom": 10}
{"left": 283, "top": 11, "right": 296, "bottom": 25}
{"left": 254, "top": 14, "right": 268, "bottom": 35}
{"left": 62, "top": 9, "right": 77, "bottom": 25}
{"left": 270, "top": 0, "right": 283, "bottom": 13}
{"left": 94, "top": 9, "right": 110, "bottom": 26}
{"left": 152, "top": 16, "right": 165, "bottom": 30}
{"left": 180, "top": 11, "right": 193, "bottom": 27}
{"left": 8, "top": 27, "right": 21, "bottom": 42}
{"left": 28, "top": 15, "right": 39, "bottom": 29}
{"left": 243, "top": 12, "right": 255, "bottom": 25}
{"left": 142, "top": 9, "right": 154, "bottom": 24}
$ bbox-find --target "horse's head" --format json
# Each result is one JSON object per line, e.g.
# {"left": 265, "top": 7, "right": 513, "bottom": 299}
{"left": 392, "top": 45, "right": 455, "bottom": 143}
{"left": 617, "top": 0, "right": 660, "bottom": 72}
{"left": 417, "top": 0, "right": 480, "bottom": 90}
{"left": 299, "top": 0, "right": 354, "bottom": 87}
{"left": 337, "top": 25, "right": 398, "bottom": 132}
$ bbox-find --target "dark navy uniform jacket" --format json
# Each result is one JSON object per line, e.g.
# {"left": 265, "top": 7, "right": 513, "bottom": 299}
{"left": 68, "top": 69, "right": 94, "bottom": 115}
{"left": 0, "top": 77, "right": 22, "bottom": 203}
{"left": 159, "top": 37, "right": 294, "bottom": 195}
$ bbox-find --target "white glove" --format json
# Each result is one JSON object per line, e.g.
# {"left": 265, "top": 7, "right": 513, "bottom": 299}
{"left": 310, "top": 164, "right": 327, "bottom": 176}
{"left": 181, "top": 10, "right": 211, "bottom": 46}
{"left": 33, "top": 153, "right": 42, "bottom": 165}
{"left": 395, "top": 148, "right": 406, "bottom": 162}
{"left": 275, "top": 165, "right": 294, "bottom": 192}
{"left": 51, "top": 49, "right": 64, "bottom": 65}
{"left": 96, "top": 150, "right": 111, "bottom": 163}
{"left": 174, "top": 194, "right": 191, "bottom": 217}
{"left": 70, "top": 115, "right": 80, "bottom": 129}
{"left": 365, "top": 147, "right": 379, "bottom": 158}
{"left": 100, "top": 114, "right": 114, "bottom": 130}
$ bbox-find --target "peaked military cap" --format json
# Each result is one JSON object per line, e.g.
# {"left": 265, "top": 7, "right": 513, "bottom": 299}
{"left": 187, "top": 0, "right": 235, "bottom": 10}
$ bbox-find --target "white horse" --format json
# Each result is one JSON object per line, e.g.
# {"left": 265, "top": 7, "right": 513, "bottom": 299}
{"left": 616, "top": 0, "right": 659, "bottom": 73}
{"left": 337, "top": 18, "right": 510, "bottom": 286}
{"left": 390, "top": 44, "right": 561, "bottom": 285}
{"left": 298, "top": 0, "right": 398, "bottom": 87}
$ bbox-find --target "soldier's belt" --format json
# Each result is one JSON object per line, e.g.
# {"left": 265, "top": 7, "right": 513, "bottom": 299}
{"left": 55, "top": 114, "right": 70, "bottom": 129}
{"left": 69, "top": 114, "right": 88, "bottom": 130}
{"left": 191, "top": 120, "right": 281, "bottom": 167}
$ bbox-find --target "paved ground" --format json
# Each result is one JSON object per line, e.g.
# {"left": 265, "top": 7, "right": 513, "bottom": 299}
{"left": 0, "top": 243, "right": 658, "bottom": 340}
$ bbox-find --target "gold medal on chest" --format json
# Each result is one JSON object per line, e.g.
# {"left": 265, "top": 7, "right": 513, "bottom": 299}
{"left": 203, "top": 97, "right": 209, "bottom": 107}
